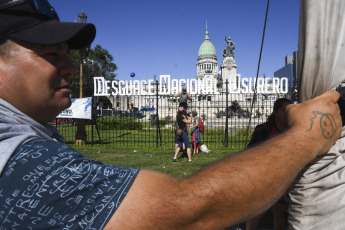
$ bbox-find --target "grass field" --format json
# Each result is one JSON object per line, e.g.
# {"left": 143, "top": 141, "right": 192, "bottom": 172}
{"left": 58, "top": 123, "right": 251, "bottom": 151}
{"left": 58, "top": 119, "right": 250, "bottom": 178}
{"left": 72, "top": 144, "right": 243, "bottom": 178}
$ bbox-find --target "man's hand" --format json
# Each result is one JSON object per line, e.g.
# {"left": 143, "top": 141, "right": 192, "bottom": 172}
{"left": 286, "top": 90, "right": 341, "bottom": 156}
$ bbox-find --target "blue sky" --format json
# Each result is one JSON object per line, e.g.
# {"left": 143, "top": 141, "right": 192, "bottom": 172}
{"left": 52, "top": 0, "right": 300, "bottom": 81}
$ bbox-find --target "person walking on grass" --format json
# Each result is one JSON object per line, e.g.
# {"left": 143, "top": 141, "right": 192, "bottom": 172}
{"left": 174, "top": 118, "right": 186, "bottom": 156}
{"left": 173, "top": 107, "right": 193, "bottom": 162}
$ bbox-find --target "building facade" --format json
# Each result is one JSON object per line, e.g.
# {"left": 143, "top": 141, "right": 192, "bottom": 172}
{"left": 274, "top": 51, "right": 298, "bottom": 99}
{"left": 104, "top": 25, "right": 285, "bottom": 127}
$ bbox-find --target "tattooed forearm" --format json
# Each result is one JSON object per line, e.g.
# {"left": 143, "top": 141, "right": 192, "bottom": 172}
{"left": 307, "top": 111, "right": 337, "bottom": 139}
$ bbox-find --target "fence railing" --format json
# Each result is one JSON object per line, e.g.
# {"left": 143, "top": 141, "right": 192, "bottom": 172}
{"left": 53, "top": 82, "right": 288, "bottom": 150}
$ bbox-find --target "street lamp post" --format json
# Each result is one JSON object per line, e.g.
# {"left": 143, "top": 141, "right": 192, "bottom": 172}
{"left": 75, "top": 9, "right": 88, "bottom": 146}
{"left": 78, "top": 9, "right": 87, "bottom": 98}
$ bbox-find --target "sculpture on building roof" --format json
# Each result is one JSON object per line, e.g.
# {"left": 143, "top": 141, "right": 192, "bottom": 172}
{"left": 222, "top": 36, "right": 235, "bottom": 58}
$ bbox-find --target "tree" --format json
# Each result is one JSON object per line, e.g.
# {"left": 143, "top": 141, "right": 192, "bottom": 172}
{"left": 69, "top": 45, "right": 118, "bottom": 98}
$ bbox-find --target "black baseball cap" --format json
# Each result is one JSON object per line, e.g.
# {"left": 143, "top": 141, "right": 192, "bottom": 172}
{"left": 0, "top": 0, "right": 96, "bottom": 49}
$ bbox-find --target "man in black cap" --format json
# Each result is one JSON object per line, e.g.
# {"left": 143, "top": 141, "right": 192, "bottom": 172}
{"left": 0, "top": 1, "right": 342, "bottom": 229}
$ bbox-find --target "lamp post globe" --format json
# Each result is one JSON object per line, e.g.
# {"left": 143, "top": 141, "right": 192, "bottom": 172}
{"left": 78, "top": 9, "right": 87, "bottom": 23}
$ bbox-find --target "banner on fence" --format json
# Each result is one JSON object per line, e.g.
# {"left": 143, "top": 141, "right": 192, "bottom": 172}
{"left": 57, "top": 97, "right": 92, "bottom": 119}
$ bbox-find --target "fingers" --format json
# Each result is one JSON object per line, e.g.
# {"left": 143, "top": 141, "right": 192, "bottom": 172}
{"left": 286, "top": 90, "right": 341, "bottom": 113}
{"left": 287, "top": 90, "right": 341, "bottom": 117}
{"left": 318, "top": 90, "right": 340, "bottom": 103}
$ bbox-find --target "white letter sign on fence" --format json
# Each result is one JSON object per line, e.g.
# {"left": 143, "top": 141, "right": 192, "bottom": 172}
{"left": 94, "top": 75, "right": 289, "bottom": 96}
{"left": 57, "top": 97, "right": 92, "bottom": 120}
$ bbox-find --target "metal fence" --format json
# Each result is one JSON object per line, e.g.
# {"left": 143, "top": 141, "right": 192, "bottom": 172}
{"left": 53, "top": 82, "right": 288, "bottom": 150}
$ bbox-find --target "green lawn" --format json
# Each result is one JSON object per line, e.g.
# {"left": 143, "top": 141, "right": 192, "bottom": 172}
{"left": 57, "top": 120, "right": 250, "bottom": 178}
{"left": 72, "top": 145, "right": 243, "bottom": 178}
{"left": 58, "top": 124, "right": 250, "bottom": 150}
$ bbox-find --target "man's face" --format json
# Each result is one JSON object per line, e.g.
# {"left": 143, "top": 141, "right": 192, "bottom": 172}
{"left": 0, "top": 40, "right": 76, "bottom": 124}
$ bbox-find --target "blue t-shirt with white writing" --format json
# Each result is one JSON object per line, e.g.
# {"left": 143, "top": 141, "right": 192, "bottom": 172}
{"left": 0, "top": 139, "right": 139, "bottom": 229}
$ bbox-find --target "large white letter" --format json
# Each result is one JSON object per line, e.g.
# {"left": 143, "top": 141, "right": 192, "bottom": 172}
{"left": 281, "top": 77, "right": 289, "bottom": 93}
{"left": 171, "top": 79, "right": 179, "bottom": 94}
{"left": 126, "top": 80, "right": 132, "bottom": 96}
{"left": 119, "top": 80, "right": 125, "bottom": 95}
{"left": 189, "top": 79, "right": 197, "bottom": 95}
{"left": 272, "top": 78, "right": 280, "bottom": 93}
{"left": 248, "top": 78, "right": 254, "bottom": 93}
{"left": 197, "top": 79, "right": 206, "bottom": 94}
{"left": 256, "top": 77, "right": 264, "bottom": 93}
{"left": 241, "top": 78, "right": 249, "bottom": 94}
{"left": 203, "top": 75, "right": 213, "bottom": 94}
{"left": 93, "top": 77, "right": 106, "bottom": 96}
{"left": 104, "top": 80, "right": 111, "bottom": 95}
{"left": 148, "top": 79, "right": 155, "bottom": 95}
{"left": 111, "top": 81, "right": 118, "bottom": 95}
{"left": 230, "top": 78, "right": 240, "bottom": 94}
{"left": 159, "top": 75, "right": 170, "bottom": 94}
{"left": 179, "top": 79, "right": 186, "bottom": 91}
{"left": 264, "top": 77, "right": 271, "bottom": 94}
{"left": 140, "top": 80, "right": 147, "bottom": 95}
{"left": 132, "top": 80, "right": 140, "bottom": 95}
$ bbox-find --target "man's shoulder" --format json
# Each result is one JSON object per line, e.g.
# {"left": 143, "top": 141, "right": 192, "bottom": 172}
{"left": 2, "top": 138, "right": 140, "bottom": 230}
{"left": 14, "top": 139, "right": 81, "bottom": 161}
{"left": 19, "top": 138, "right": 70, "bottom": 150}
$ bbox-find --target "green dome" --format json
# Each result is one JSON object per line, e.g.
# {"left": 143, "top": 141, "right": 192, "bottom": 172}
{"left": 198, "top": 29, "right": 217, "bottom": 59}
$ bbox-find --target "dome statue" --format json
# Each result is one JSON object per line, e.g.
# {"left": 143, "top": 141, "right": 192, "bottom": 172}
{"left": 198, "top": 28, "right": 217, "bottom": 59}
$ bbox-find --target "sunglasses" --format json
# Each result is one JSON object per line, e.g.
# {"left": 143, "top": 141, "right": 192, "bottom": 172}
{"left": 0, "top": 0, "right": 60, "bottom": 21}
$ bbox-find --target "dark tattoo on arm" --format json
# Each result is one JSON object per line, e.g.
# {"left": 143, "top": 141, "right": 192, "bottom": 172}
{"left": 307, "top": 111, "right": 337, "bottom": 139}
